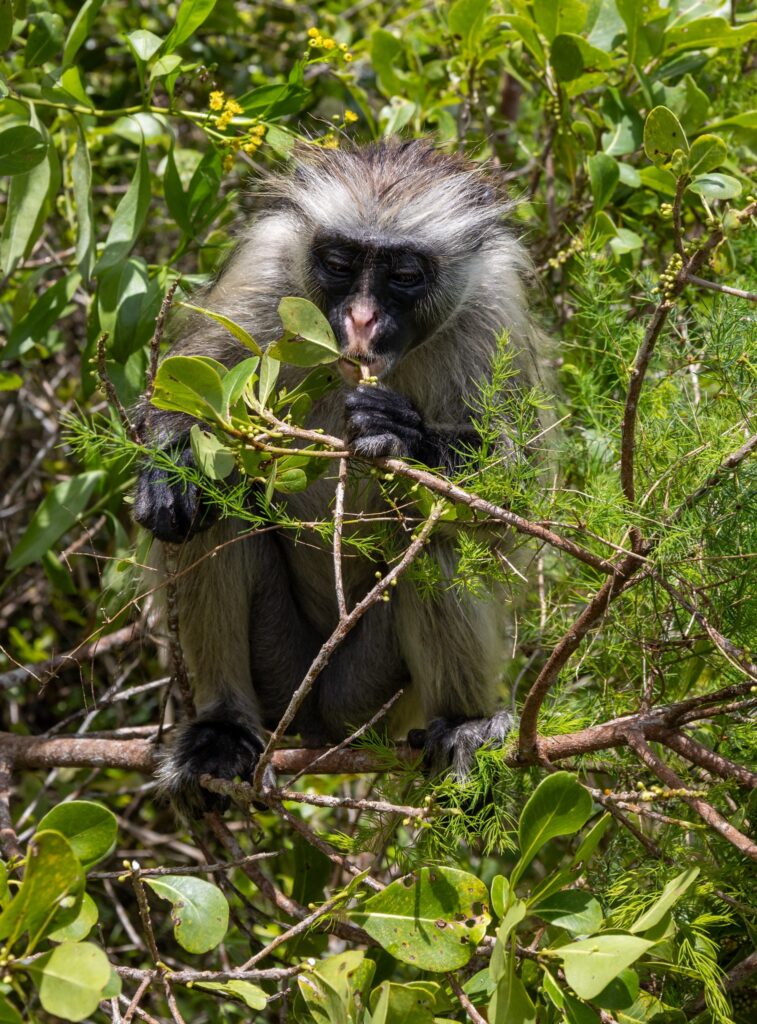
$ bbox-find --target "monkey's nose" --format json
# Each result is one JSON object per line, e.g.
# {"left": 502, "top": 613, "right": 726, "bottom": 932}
{"left": 345, "top": 298, "right": 379, "bottom": 352}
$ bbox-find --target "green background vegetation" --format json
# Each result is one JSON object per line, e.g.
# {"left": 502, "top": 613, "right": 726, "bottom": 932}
{"left": 0, "top": 1, "right": 756, "bottom": 1022}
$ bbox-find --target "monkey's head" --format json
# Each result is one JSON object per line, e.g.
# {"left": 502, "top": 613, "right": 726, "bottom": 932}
{"left": 267, "top": 140, "right": 516, "bottom": 384}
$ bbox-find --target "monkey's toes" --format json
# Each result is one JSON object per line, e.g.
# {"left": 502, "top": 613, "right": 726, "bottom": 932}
{"left": 157, "top": 719, "right": 268, "bottom": 819}
{"left": 421, "top": 710, "right": 513, "bottom": 778}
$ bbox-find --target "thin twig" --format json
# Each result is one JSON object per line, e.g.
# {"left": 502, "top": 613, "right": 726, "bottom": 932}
{"left": 333, "top": 457, "right": 349, "bottom": 619}
{"left": 145, "top": 279, "right": 180, "bottom": 402}
{"left": 447, "top": 972, "right": 488, "bottom": 1024}
{"left": 686, "top": 274, "right": 757, "bottom": 303}
{"left": 625, "top": 731, "right": 757, "bottom": 860}
{"left": 97, "top": 332, "right": 141, "bottom": 443}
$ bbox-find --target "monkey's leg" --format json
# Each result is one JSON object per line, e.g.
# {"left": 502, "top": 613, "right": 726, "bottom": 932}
{"left": 395, "top": 544, "right": 512, "bottom": 776}
{"left": 153, "top": 519, "right": 304, "bottom": 817}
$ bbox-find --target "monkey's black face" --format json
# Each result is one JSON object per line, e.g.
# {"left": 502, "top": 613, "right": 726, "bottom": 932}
{"left": 309, "top": 232, "right": 440, "bottom": 382}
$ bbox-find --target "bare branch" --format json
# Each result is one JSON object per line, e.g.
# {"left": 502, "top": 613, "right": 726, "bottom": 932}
{"left": 685, "top": 273, "right": 757, "bottom": 303}
{"left": 625, "top": 731, "right": 757, "bottom": 861}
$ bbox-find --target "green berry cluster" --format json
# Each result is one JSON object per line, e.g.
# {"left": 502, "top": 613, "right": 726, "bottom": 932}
{"left": 547, "top": 235, "right": 584, "bottom": 270}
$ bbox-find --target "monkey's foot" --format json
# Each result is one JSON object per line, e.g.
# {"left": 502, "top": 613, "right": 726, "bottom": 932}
{"left": 157, "top": 719, "right": 274, "bottom": 819}
{"left": 408, "top": 710, "right": 513, "bottom": 778}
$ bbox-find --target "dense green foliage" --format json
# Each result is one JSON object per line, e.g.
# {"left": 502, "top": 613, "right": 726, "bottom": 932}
{"left": 1, "top": 1, "right": 756, "bottom": 1022}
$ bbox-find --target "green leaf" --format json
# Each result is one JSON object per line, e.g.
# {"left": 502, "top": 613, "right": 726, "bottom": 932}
{"left": 687, "top": 172, "right": 741, "bottom": 200}
{"left": 277, "top": 297, "right": 339, "bottom": 353}
{"left": 34, "top": 942, "right": 111, "bottom": 1022}
{"left": 94, "top": 143, "right": 150, "bottom": 273}
{"left": 196, "top": 980, "right": 267, "bottom": 1010}
{"left": 298, "top": 970, "right": 349, "bottom": 1024}
{"left": 48, "top": 893, "right": 98, "bottom": 943}
{"left": 616, "top": 990, "right": 686, "bottom": 1024}
{"left": 664, "top": 15, "right": 757, "bottom": 53}
{"left": 37, "top": 801, "right": 118, "bottom": 870}
{"left": 609, "top": 228, "right": 643, "bottom": 255}
{"left": 190, "top": 425, "right": 236, "bottom": 480}
{"left": 489, "top": 946, "right": 536, "bottom": 1024}
{"left": 0, "top": 831, "right": 84, "bottom": 952}
{"left": 0, "top": 126, "right": 48, "bottom": 176}
{"left": 0, "top": 995, "right": 22, "bottom": 1024}
{"left": 0, "top": 372, "right": 23, "bottom": 391}
{"left": 371, "top": 28, "right": 405, "bottom": 95}
{"left": 0, "top": 0, "right": 13, "bottom": 51}
{"left": 25, "top": 11, "right": 65, "bottom": 66}
{"left": 126, "top": 29, "right": 163, "bottom": 62}
{"left": 587, "top": 152, "right": 620, "bottom": 211}
{"left": 533, "top": 0, "right": 588, "bottom": 42}
{"left": 448, "top": 0, "right": 489, "bottom": 48}
{"left": 644, "top": 106, "right": 689, "bottom": 166}
{"left": 551, "top": 34, "right": 584, "bottom": 81}
{"left": 593, "top": 968, "right": 639, "bottom": 1010}
{"left": 221, "top": 356, "right": 260, "bottom": 413}
{"left": 8, "top": 271, "right": 81, "bottom": 359}
{"left": 491, "top": 875, "right": 511, "bottom": 919}
{"left": 559, "top": 934, "right": 654, "bottom": 1000}
{"left": 144, "top": 875, "right": 229, "bottom": 954}
{"left": 629, "top": 868, "right": 699, "bottom": 934}
{"left": 571, "top": 813, "right": 611, "bottom": 867}
{"left": 512, "top": 772, "right": 593, "bottom": 883}
{"left": 351, "top": 866, "right": 491, "bottom": 972}
{"left": 687, "top": 134, "right": 727, "bottom": 175}
{"left": 151, "top": 355, "right": 225, "bottom": 419}
{"left": 72, "top": 121, "right": 94, "bottom": 280}
{"left": 369, "top": 980, "right": 436, "bottom": 1024}
{"left": 7, "top": 472, "right": 104, "bottom": 571}
{"left": 164, "top": 0, "right": 218, "bottom": 52}
{"left": 533, "top": 891, "right": 603, "bottom": 935}
{"left": 0, "top": 132, "right": 54, "bottom": 271}
{"left": 63, "top": 0, "right": 106, "bottom": 65}
{"left": 179, "top": 301, "right": 263, "bottom": 356}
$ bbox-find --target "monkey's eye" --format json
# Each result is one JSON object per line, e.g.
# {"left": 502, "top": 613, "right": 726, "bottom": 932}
{"left": 389, "top": 268, "right": 425, "bottom": 288}
{"left": 319, "top": 252, "right": 353, "bottom": 276}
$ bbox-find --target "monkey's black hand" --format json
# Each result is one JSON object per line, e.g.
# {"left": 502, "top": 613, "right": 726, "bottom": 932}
{"left": 408, "top": 710, "right": 513, "bottom": 778}
{"left": 345, "top": 385, "right": 439, "bottom": 462}
{"left": 157, "top": 718, "right": 275, "bottom": 819}
{"left": 133, "top": 442, "right": 217, "bottom": 544}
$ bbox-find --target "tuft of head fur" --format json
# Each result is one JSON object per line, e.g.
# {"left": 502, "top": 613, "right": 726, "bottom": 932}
{"left": 183, "top": 140, "right": 544, "bottom": 418}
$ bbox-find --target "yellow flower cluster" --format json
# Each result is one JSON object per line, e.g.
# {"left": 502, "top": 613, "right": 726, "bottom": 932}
{"left": 208, "top": 91, "right": 244, "bottom": 130}
{"left": 221, "top": 122, "right": 268, "bottom": 172}
{"left": 243, "top": 122, "right": 267, "bottom": 155}
{"left": 344, "top": 110, "right": 358, "bottom": 124}
{"left": 306, "top": 26, "right": 353, "bottom": 61}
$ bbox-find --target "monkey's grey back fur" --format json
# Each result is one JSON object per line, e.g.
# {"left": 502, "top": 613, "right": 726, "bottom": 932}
{"left": 140, "top": 140, "right": 545, "bottom": 818}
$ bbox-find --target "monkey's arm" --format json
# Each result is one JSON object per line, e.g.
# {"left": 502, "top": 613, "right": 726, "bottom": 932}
{"left": 344, "top": 385, "right": 479, "bottom": 471}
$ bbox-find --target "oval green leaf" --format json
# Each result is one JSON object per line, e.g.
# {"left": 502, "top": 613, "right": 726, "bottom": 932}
{"left": 48, "top": 892, "right": 98, "bottom": 944}
{"left": 0, "top": 995, "right": 22, "bottom": 1024}
{"left": 0, "top": 831, "right": 84, "bottom": 952}
{"left": 687, "top": 172, "right": 742, "bottom": 200}
{"left": 270, "top": 297, "right": 340, "bottom": 366}
{"left": 35, "top": 942, "right": 111, "bottom": 1022}
{"left": 687, "top": 134, "right": 727, "bottom": 175}
{"left": 513, "top": 772, "right": 593, "bottom": 883}
{"left": 551, "top": 34, "right": 584, "bottom": 81}
{"left": 559, "top": 934, "right": 654, "bottom": 1000}
{"left": 37, "top": 801, "right": 117, "bottom": 870}
{"left": 351, "top": 866, "right": 490, "bottom": 972}
{"left": 588, "top": 152, "right": 620, "bottom": 211}
{"left": 190, "top": 425, "right": 236, "bottom": 480}
{"left": 196, "top": 980, "right": 267, "bottom": 1010}
{"left": 644, "top": 106, "right": 688, "bottom": 166}
{"left": 0, "top": 126, "right": 48, "bottom": 177}
{"left": 533, "top": 890, "right": 603, "bottom": 935}
{"left": 629, "top": 867, "right": 699, "bottom": 934}
{"left": 7, "top": 471, "right": 104, "bottom": 571}
{"left": 151, "top": 355, "right": 225, "bottom": 418}
{"left": 144, "top": 874, "right": 229, "bottom": 954}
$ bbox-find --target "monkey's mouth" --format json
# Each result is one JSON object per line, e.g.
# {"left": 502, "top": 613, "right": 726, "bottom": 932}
{"left": 338, "top": 355, "right": 388, "bottom": 385}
